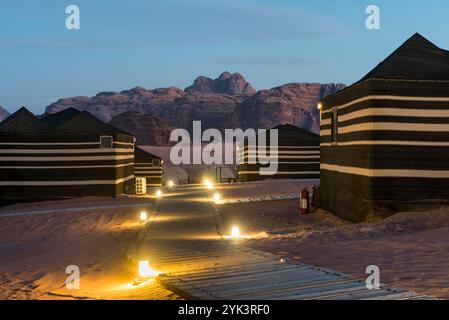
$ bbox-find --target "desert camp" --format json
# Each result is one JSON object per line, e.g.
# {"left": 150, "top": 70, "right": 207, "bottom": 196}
{"left": 4, "top": 1, "right": 449, "bottom": 302}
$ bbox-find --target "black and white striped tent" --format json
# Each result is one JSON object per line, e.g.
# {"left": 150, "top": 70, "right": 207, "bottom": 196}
{"left": 237, "top": 124, "right": 320, "bottom": 182}
{"left": 0, "top": 107, "right": 135, "bottom": 201}
{"left": 313, "top": 33, "right": 449, "bottom": 222}
{"left": 134, "top": 147, "right": 162, "bottom": 188}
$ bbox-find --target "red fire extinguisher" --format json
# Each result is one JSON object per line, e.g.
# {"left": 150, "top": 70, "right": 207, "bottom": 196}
{"left": 299, "top": 187, "right": 309, "bottom": 215}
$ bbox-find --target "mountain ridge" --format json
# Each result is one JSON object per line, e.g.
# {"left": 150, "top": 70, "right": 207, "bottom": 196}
{"left": 43, "top": 72, "right": 345, "bottom": 144}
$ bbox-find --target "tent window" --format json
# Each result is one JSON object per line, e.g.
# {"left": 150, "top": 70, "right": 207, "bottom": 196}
{"left": 100, "top": 136, "right": 113, "bottom": 149}
{"left": 331, "top": 108, "right": 338, "bottom": 144}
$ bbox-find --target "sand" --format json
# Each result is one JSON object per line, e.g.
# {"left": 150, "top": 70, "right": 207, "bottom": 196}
{"left": 216, "top": 180, "right": 449, "bottom": 299}
{"left": 3, "top": 179, "right": 449, "bottom": 300}
{"left": 0, "top": 196, "right": 179, "bottom": 300}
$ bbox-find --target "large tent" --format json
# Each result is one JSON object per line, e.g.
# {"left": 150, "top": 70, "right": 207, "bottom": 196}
{"left": 0, "top": 107, "right": 135, "bottom": 201}
{"left": 237, "top": 124, "right": 320, "bottom": 182}
{"left": 313, "top": 33, "right": 449, "bottom": 222}
{"left": 134, "top": 147, "right": 162, "bottom": 188}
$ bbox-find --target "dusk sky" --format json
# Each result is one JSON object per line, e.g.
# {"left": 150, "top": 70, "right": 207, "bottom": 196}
{"left": 2, "top": 0, "right": 449, "bottom": 114}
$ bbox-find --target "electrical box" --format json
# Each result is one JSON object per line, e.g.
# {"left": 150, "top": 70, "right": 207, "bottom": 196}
{"left": 135, "top": 177, "right": 147, "bottom": 195}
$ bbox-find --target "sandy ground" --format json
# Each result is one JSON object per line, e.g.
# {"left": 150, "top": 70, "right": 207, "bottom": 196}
{"left": 217, "top": 180, "right": 449, "bottom": 299}
{"left": 0, "top": 196, "right": 179, "bottom": 300}
{"left": 218, "top": 178, "right": 317, "bottom": 200}
{"left": 3, "top": 179, "right": 449, "bottom": 300}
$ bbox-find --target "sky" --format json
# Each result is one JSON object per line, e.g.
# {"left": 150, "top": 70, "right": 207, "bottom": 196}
{"left": 1, "top": 0, "right": 449, "bottom": 114}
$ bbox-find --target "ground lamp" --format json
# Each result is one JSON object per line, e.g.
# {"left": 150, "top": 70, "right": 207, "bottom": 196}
{"left": 167, "top": 180, "right": 174, "bottom": 187}
{"left": 231, "top": 226, "right": 240, "bottom": 238}
{"left": 155, "top": 189, "right": 162, "bottom": 198}
{"left": 204, "top": 178, "right": 213, "bottom": 189}
{"left": 138, "top": 260, "right": 159, "bottom": 278}
{"left": 140, "top": 211, "right": 148, "bottom": 221}
{"left": 213, "top": 192, "right": 221, "bottom": 203}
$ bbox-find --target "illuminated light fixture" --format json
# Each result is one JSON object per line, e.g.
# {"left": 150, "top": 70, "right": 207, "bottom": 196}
{"left": 140, "top": 211, "right": 148, "bottom": 221}
{"left": 167, "top": 180, "right": 174, "bottom": 187}
{"left": 155, "top": 189, "right": 162, "bottom": 197}
{"left": 317, "top": 102, "right": 322, "bottom": 110}
{"left": 203, "top": 178, "right": 214, "bottom": 189}
{"left": 231, "top": 226, "right": 240, "bottom": 238}
{"left": 213, "top": 193, "right": 221, "bottom": 203}
{"left": 138, "top": 260, "right": 159, "bottom": 278}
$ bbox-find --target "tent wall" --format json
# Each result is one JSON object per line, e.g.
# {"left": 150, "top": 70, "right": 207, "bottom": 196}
{"left": 314, "top": 79, "right": 449, "bottom": 221}
{"left": 237, "top": 126, "right": 320, "bottom": 182}
{"left": 134, "top": 148, "right": 162, "bottom": 187}
{"left": 0, "top": 133, "right": 135, "bottom": 200}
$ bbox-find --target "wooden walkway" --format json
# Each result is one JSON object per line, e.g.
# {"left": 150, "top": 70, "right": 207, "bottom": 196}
{"left": 128, "top": 185, "right": 429, "bottom": 300}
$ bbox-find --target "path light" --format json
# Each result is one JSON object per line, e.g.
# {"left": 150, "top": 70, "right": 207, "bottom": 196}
{"left": 203, "top": 178, "right": 214, "bottom": 189}
{"left": 167, "top": 180, "right": 174, "bottom": 187}
{"left": 138, "top": 260, "right": 159, "bottom": 278}
{"left": 140, "top": 211, "right": 148, "bottom": 221}
{"left": 155, "top": 189, "right": 162, "bottom": 198}
{"left": 231, "top": 226, "right": 240, "bottom": 238}
{"left": 213, "top": 192, "right": 221, "bottom": 203}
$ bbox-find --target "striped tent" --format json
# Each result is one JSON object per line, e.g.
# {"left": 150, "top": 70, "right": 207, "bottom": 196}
{"left": 0, "top": 107, "right": 135, "bottom": 201}
{"left": 313, "top": 33, "right": 449, "bottom": 222}
{"left": 134, "top": 147, "right": 162, "bottom": 188}
{"left": 237, "top": 124, "right": 320, "bottom": 182}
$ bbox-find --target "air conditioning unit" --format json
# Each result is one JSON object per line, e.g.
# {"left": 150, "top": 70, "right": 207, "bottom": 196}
{"left": 135, "top": 177, "right": 147, "bottom": 195}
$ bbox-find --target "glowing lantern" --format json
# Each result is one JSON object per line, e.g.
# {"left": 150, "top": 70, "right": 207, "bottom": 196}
{"left": 231, "top": 226, "right": 240, "bottom": 238}
{"left": 155, "top": 189, "right": 162, "bottom": 198}
{"left": 138, "top": 260, "right": 159, "bottom": 278}
{"left": 140, "top": 211, "right": 148, "bottom": 221}
{"left": 167, "top": 180, "right": 174, "bottom": 187}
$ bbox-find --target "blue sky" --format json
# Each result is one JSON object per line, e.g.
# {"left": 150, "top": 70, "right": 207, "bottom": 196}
{"left": 1, "top": 0, "right": 449, "bottom": 114}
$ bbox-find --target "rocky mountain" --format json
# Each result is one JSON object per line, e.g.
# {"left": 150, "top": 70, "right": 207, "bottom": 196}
{"left": 233, "top": 83, "right": 346, "bottom": 133}
{"left": 46, "top": 86, "right": 186, "bottom": 123}
{"left": 109, "top": 111, "right": 174, "bottom": 146}
{"left": 185, "top": 72, "right": 256, "bottom": 95}
{"left": 44, "top": 72, "right": 345, "bottom": 144}
{"left": 0, "top": 106, "right": 10, "bottom": 122}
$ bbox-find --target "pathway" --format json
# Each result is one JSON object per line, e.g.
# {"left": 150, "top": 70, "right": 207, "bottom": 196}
{"left": 127, "top": 185, "right": 429, "bottom": 300}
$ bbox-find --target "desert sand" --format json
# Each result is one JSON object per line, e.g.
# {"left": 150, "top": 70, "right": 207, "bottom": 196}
{"left": 217, "top": 180, "right": 449, "bottom": 299}
{"left": 2, "top": 179, "right": 449, "bottom": 300}
{"left": 0, "top": 196, "right": 179, "bottom": 300}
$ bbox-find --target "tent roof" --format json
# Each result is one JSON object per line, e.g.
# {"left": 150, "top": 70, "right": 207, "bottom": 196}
{"left": 135, "top": 147, "right": 161, "bottom": 161}
{"left": 359, "top": 33, "right": 449, "bottom": 82}
{"left": 0, "top": 107, "right": 50, "bottom": 134}
{"left": 40, "top": 107, "right": 80, "bottom": 128}
{"left": 253, "top": 123, "right": 319, "bottom": 145}
{"left": 50, "top": 109, "right": 129, "bottom": 135}
{"left": 272, "top": 124, "right": 319, "bottom": 138}
{"left": 1, "top": 107, "right": 131, "bottom": 136}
